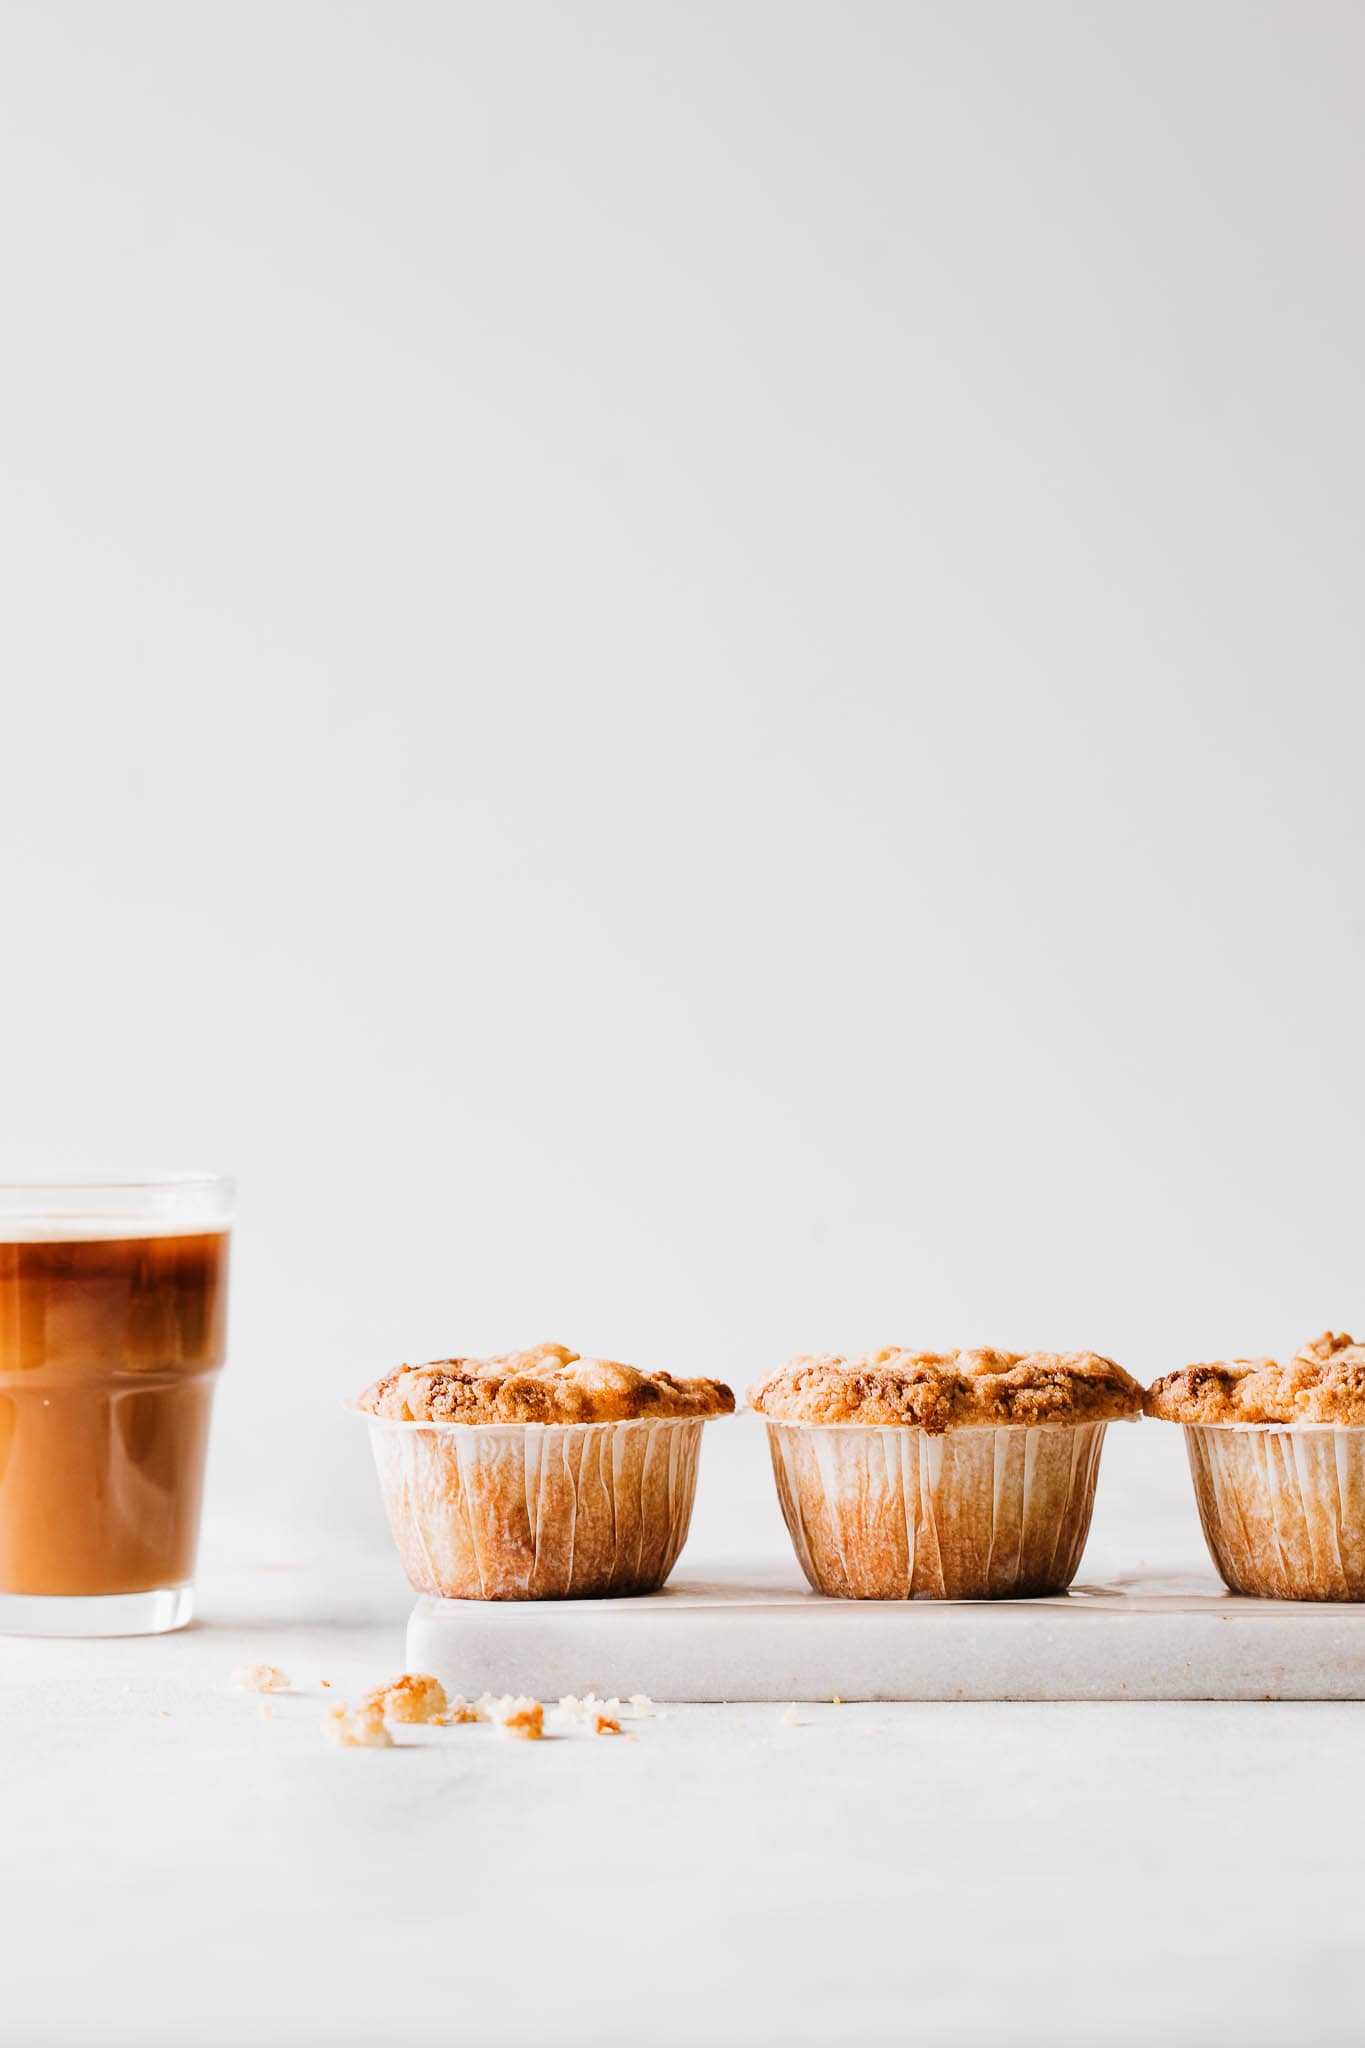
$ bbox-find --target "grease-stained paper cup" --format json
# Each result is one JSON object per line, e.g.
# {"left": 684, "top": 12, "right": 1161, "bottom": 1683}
{"left": 1183, "top": 1423, "right": 1365, "bottom": 1601}
{"left": 764, "top": 1420, "right": 1112, "bottom": 1600}
{"left": 362, "top": 1412, "right": 709, "bottom": 1600}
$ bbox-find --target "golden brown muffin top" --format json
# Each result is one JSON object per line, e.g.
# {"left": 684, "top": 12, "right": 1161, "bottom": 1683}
{"left": 748, "top": 1347, "right": 1141, "bottom": 1433}
{"left": 1144, "top": 1331, "right": 1365, "bottom": 1426}
{"left": 359, "top": 1342, "right": 735, "bottom": 1425}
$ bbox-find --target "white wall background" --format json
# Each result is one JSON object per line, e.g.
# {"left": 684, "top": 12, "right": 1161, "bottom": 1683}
{"left": 1, "top": 0, "right": 1362, "bottom": 1582}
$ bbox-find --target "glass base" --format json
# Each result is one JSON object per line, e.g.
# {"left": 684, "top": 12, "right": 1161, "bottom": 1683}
{"left": 0, "top": 1584, "right": 193, "bottom": 1637}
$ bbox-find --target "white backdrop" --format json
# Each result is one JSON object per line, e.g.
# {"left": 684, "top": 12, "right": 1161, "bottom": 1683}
{"left": 2, "top": 0, "right": 1362, "bottom": 1586}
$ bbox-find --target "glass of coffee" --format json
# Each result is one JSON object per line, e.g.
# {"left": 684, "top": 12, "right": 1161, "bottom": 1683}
{"left": 0, "top": 1175, "right": 233, "bottom": 1636}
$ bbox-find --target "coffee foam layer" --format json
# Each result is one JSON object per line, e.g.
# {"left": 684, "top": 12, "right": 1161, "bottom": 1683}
{"left": 0, "top": 1218, "right": 230, "bottom": 1242}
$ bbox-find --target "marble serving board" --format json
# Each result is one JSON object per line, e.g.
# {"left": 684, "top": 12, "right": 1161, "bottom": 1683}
{"left": 405, "top": 1562, "right": 1365, "bottom": 1702}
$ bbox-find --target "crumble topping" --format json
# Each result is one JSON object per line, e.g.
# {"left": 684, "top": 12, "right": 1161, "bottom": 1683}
{"left": 1145, "top": 1331, "right": 1365, "bottom": 1426}
{"left": 359, "top": 1343, "right": 735, "bottom": 1425}
{"left": 749, "top": 1348, "right": 1141, "bottom": 1432}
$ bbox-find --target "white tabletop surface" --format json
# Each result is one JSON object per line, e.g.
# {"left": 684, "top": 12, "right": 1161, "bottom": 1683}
{"left": 6, "top": 1419, "right": 1364, "bottom": 2047}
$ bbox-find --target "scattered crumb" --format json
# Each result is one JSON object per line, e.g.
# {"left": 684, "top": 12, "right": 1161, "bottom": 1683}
{"left": 320, "top": 1672, "right": 452, "bottom": 1745}
{"left": 158, "top": 1709, "right": 171, "bottom": 1719}
{"left": 556, "top": 1692, "right": 626, "bottom": 1728}
{"left": 234, "top": 1663, "right": 289, "bottom": 1694}
{"left": 832, "top": 1694, "right": 844, "bottom": 1706}
{"left": 551, "top": 1693, "right": 643, "bottom": 1738}
{"left": 490, "top": 1696, "right": 544, "bottom": 1741}
{"left": 315, "top": 1677, "right": 643, "bottom": 1747}
{"left": 322, "top": 1701, "right": 393, "bottom": 1749}
{"left": 431, "top": 1696, "right": 482, "bottom": 1727}
{"left": 258, "top": 1700, "right": 275, "bottom": 1720}
{"left": 319, "top": 1679, "right": 332, "bottom": 1689}
{"left": 365, "top": 1673, "right": 448, "bottom": 1726}
{"left": 780, "top": 1705, "right": 800, "bottom": 1727}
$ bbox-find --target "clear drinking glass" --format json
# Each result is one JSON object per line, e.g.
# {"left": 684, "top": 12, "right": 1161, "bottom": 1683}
{"left": 0, "top": 1175, "right": 233, "bottom": 1636}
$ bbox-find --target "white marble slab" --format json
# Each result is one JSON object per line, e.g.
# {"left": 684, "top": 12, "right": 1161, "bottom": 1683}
{"left": 406, "top": 1562, "right": 1365, "bottom": 1701}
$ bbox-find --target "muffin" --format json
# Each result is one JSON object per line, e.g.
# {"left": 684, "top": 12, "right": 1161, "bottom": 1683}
{"left": 749, "top": 1347, "right": 1142, "bottom": 1600}
{"left": 1145, "top": 1331, "right": 1365, "bottom": 1600}
{"left": 357, "top": 1344, "right": 734, "bottom": 1601}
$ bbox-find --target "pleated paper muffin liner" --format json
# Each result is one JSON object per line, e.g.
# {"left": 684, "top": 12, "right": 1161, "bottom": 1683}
{"left": 763, "top": 1419, "right": 1112, "bottom": 1600}
{"left": 363, "top": 1412, "right": 708, "bottom": 1601}
{"left": 1183, "top": 1422, "right": 1365, "bottom": 1601}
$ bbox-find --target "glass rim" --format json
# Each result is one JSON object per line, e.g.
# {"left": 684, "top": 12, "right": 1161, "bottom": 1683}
{"left": 0, "top": 1172, "right": 232, "bottom": 1192}
{"left": 0, "top": 1174, "right": 235, "bottom": 1229}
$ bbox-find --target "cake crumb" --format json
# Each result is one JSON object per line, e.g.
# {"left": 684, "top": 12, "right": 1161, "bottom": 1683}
{"left": 552, "top": 1693, "right": 640, "bottom": 1736}
{"left": 490, "top": 1696, "right": 544, "bottom": 1740}
{"left": 431, "top": 1696, "right": 482, "bottom": 1727}
{"left": 556, "top": 1692, "right": 618, "bottom": 1727}
{"left": 319, "top": 1679, "right": 332, "bottom": 1689}
{"left": 627, "top": 1694, "right": 655, "bottom": 1717}
{"left": 780, "top": 1705, "right": 800, "bottom": 1727}
{"left": 832, "top": 1694, "right": 844, "bottom": 1706}
{"left": 234, "top": 1662, "right": 289, "bottom": 1694}
{"left": 258, "top": 1699, "right": 275, "bottom": 1720}
{"left": 365, "top": 1673, "right": 448, "bottom": 1725}
{"left": 322, "top": 1700, "right": 393, "bottom": 1749}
